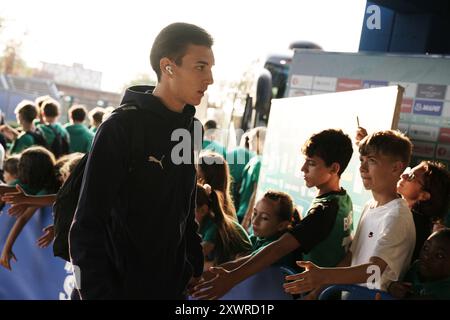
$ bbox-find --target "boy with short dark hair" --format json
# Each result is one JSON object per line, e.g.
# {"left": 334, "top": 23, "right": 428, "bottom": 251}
{"left": 0, "top": 100, "right": 44, "bottom": 154}
{"left": 38, "top": 98, "right": 70, "bottom": 158}
{"left": 192, "top": 128, "right": 354, "bottom": 300}
{"left": 388, "top": 229, "right": 450, "bottom": 299}
{"left": 284, "top": 130, "right": 416, "bottom": 296}
{"left": 65, "top": 105, "right": 94, "bottom": 153}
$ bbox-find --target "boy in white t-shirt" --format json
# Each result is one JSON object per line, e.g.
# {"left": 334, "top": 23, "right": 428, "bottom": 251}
{"left": 284, "top": 130, "right": 416, "bottom": 297}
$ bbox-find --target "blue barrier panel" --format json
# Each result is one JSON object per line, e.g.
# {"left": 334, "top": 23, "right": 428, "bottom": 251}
{"left": 0, "top": 204, "right": 73, "bottom": 299}
{"left": 219, "top": 266, "right": 294, "bottom": 300}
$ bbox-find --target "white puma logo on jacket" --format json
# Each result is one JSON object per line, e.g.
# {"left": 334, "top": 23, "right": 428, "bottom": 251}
{"left": 148, "top": 155, "right": 165, "bottom": 169}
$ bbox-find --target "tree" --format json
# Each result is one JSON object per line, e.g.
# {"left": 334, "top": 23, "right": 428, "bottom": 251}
{"left": 0, "top": 39, "right": 33, "bottom": 75}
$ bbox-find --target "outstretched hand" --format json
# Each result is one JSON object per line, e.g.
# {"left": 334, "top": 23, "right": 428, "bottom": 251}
{"left": 7, "top": 204, "right": 30, "bottom": 218}
{"left": 190, "top": 267, "right": 234, "bottom": 300}
{"left": 2, "top": 185, "right": 29, "bottom": 205}
{"left": 37, "top": 225, "right": 55, "bottom": 248}
{"left": 283, "top": 261, "right": 324, "bottom": 295}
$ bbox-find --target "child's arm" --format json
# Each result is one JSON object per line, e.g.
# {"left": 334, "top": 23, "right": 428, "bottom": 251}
{"left": 0, "top": 206, "right": 39, "bottom": 270}
{"left": 283, "top": 256, "right": 388, "bottom": 295}
{"left": 0, "top": 124, "right": 19, "bottom": 141}
{"left": 191, "top": 232, "right": 299, "bottom": 299}
{"left": 2, "top": 185, "right": 56, "bottom": 208}
{"left": 0, "top": 185, "right": 18, "bottom": 197}
{"left": 298, "top": 251, "right": 354, "bottom": 300}
{"left": 355, "top": 126, "right": 368, "bottom": 146}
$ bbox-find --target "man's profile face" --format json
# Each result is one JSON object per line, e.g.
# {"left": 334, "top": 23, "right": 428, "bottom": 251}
{"left": 169, "top": 44, "right": 215, "bottom": 107}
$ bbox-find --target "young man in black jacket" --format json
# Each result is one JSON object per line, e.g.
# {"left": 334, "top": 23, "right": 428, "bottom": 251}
{"left": 69, "top": 22, "right": 215, "bottom": 299}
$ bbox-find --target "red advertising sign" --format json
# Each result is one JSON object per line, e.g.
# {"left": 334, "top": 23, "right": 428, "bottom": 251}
{"left": 336, "top": 78, "right": 363, "bottom": 92}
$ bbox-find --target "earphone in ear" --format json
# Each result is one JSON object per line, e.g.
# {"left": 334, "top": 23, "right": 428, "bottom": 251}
{"left": 165, "top": 65, "right": 173, "bottom": 75}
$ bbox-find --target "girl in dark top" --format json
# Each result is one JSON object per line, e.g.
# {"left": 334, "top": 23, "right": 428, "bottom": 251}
{"left": 397, "top": 161, "right": 450, "bottom": 261}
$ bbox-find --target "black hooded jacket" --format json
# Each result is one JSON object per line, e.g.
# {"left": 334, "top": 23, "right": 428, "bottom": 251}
{"left": 69, "top": 85, "right": 204, "bottom": 299}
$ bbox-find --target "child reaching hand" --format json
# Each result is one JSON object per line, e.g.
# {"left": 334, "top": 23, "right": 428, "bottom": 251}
{"left": 1, "top": 153, "right": 85, "bottom": 252}
{"left": 200, "top": 190, "right": 300, "bottom": 275}
{"left": 0, "top": 147, "right": 58, "bottom": 270}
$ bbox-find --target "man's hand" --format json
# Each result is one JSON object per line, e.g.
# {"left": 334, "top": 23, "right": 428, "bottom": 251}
{"left": 190, "top": 267, "right": 235, "bottom": 300}
{"left": 283, "top": 261, "right": 325, "bottom": 295}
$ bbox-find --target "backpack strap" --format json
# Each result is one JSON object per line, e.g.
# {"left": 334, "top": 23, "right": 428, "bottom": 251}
{"left": 46, "top": 124, "right": 59, "bottom": 136}
{"left": 26, "top": 129, "right": 48, "bottom": 148}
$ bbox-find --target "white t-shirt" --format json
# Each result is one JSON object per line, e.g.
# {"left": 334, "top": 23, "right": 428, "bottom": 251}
{"left": 350, "top": 198, "right": 415, "bottom": 291}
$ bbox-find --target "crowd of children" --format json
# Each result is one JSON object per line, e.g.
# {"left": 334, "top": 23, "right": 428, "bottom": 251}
{"left": 0, "top": 96, "right": 449, "bottom": 300}
{"left": 190, "top": 123, "right": 450, "bottom": 300}
{"left": 0, "top": 96, "right": 107, "bottom": 271}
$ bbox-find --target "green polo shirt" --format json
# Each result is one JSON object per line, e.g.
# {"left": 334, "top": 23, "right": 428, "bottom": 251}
{"left": 226, "top": 147, "right": 255, "bottom": 209}
{"left": 236, "top": 155, "right": 262, "bottom": 222}
{"left": 202, "top": 140, "right": 227, "bottom": 159}
{"left": 199, "top": 215, "right": 252, "bottom": 263}
{"left": 9, "top": 133, "right": 35, "bottom": 155}
{"left": 37, "top": 123, "right": 70, "bottom": 147}
{"left": 64, "top": 123, "right": 94, "bottom": 153}
{"left": 250, "top": 232, "right": 301, "bottom": 271}
{"left": 405, "top": 261, "right": 450, "bottom": 299}
{"left": 289, "top": 189, "right": 353, "bottom": 268}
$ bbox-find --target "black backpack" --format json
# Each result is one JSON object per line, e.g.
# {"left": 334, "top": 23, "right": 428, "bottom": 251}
{"left": 52, "top": 104, "right": 142, "bottom": 261}
{"left": 47, "top": 125, "right": 70, "bottom": 158}
{"left": 26, "top": 128, "right": 49, "bottom": 149}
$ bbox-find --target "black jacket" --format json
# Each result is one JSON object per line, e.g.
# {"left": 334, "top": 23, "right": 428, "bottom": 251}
{"left": 69, "top": 85, "right": 204, "bottom": 299}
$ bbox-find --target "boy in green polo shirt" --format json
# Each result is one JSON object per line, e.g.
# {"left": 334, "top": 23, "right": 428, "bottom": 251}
{"left": 192, "top": 129, "right": 354, "bottom": 300}
{"left": 65, "top": 105, "right": 94, "bottom": 153}
{"left": 37, "top": 98, "right": 70, "bottom": 158}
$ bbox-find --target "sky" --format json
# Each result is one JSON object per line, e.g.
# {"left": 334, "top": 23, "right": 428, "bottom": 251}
{"left": 0, "top": 0, "right": 367, "bottom": 93}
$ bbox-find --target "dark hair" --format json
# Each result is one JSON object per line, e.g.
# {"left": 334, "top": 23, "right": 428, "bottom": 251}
{"left": 414, "top": 161, "right": 450, "bottom": 221}
{"left": 302, "top": 129, "right": 353, "bottom": 176}
{"left": 18, "top": 146, "right": 57, "bottom": 193}
{"left": 42, "top": 99, "right": 60, "bottom": 117}
{"left": 199, "top": 152, "right": 236, "bottom": 219}
{"left": 204, "top": 120, "right": 217, "bottom": 131}
{"left": 4, "top": 155, "right": 20, "bottom": 177}
{"left": 359, "top": 130, "right": 412, "bottom": 167}
{"left": 263, "top": 190, "right": 294, "bottom": 222}
{"left": 15, "top": 100, "right": 38, "bottom": 123}
{"left": 35, "top": 95, "right": 52, "bottom": 109}
{"left": 150, "top": 22, "right": 214, "bottom": 81}
{"left": 89, "top": 107, "right": 105, "bottom": 126}
{"left": 196, "top": 184, "right": 251, "bottom": 264}
{"left": 69, "top": 105, "right": 87, "bottom": 122}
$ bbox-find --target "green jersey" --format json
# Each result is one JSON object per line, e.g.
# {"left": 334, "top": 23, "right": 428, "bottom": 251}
{"left": 289, "top": 189, "right": 353, "bottom": 267}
